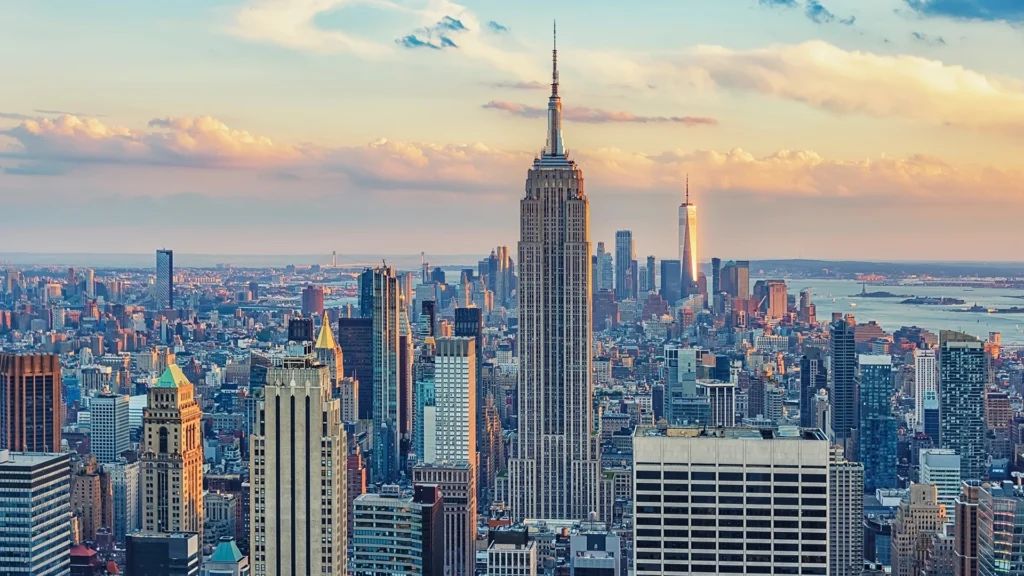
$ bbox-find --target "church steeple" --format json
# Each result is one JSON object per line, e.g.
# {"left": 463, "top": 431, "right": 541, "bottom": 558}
{"left": 545, "top": 20, "right": 564, "bottom": 157}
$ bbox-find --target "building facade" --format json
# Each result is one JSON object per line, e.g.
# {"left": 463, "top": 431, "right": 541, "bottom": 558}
{"left": 351, "top": 485, "right": 444, "bottom": 576}
{"left": 830, "top": 446, "right": 865, "bottom": 576}
{"left": 939, "top": 331, "right": 987, "bottom": 480}
{"left": 978, "top": 482, "right": 1024, "bottom": 576}
{"left": 859, "top": 355, "right": 898, "bottom": 491}
{"left": 0, "top": 352, "right": 62, "bottom": 452}
{"left": 800, "top": 348, "right": 828, "bottom": 429}
{"left": 142, "top": 366, "right": 204, "bottom": 538}
{"left": 250, "top": 358, "right": 346, "bottom": 576}
{"left": 920, "top": 449, "right": 962, "bottom": 520}
{"left": 893, "top": 484, "right": 948, "bottom": 576}
{"left": 829, "top": 317, "right": 858, "bottom": 447}
{"left": 127, "top": 532, "right": 200, "bottom": 576}
{"left": 915, "top": 349, "right": 937, "bottom": 432}
{"left": 155, "top": 249, "right": 174, "bottom": 310}
{"left": 508, "top": 38, "right": 601, "bottom": 522}
{"left": 412, "top": 464, "right": 477, "bottom": 576}
{"left": 0, "top": 451, "right": 71, "bottom": 576}
{"left": 678, "top": 179, "right": 698, "bottom": 297}
{"left": 92, "top": 391, "right": 131, "bottom": 463}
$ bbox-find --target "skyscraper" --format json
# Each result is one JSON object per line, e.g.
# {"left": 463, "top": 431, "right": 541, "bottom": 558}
{"left": 858, "top": 355, "right": 897, "bottom": 490}
{"left": 720, "top": 260, "right": 750, "bottom": 300}
{"left": 250, "top": 356, "right": 347, "bottom": 576}
{"left": 0, "top": 451, "right": 71, "bottom": 576}
{"left": 338, "top": 317, "right": 373, "bottom": 420}
{"left": 915, "top": 348, "right": 937, "bottom": 431}
{"left": 142, "top": 365, "right": 204, "bottom": 539}
{"left": 155, "top": 249, "right": 174, "bottom": 310}
{"left": 800, "top": 348, "right": 828, "bottom": 428}
{"left": 644, "top": 255, "right": 655, "bottom": 294}
{"left": 351, "top": 484, "right": 444, "bottom": 576}
{"left": 595, "top": 241, "right": 613, "bottom": 292}
{"left": 127, "top": 532, "right": 200, "bottom": 576}
{"left": 314, "top": 318, "right": 343, "bottom": 386}
{"left": 614, "top": 231, "right": 635, "bottom": 301}
{"left": 830, "top": 446, "right": 865, "bottom": 576}
{"left": 509, "top": 31, "right": 601, "bottom": 522}
{"left": 954, "top": 480, "right": 981, "bottom": 576}
{"left": 939, "top": 331, "right": 987, "bottom": 480}
{"left": 978, "top": 482, "right": 1024, "bottom": 575}
{"left": 301, "top": 284, "right": 325, "bottom": 317}
{"left": 92, "top": 391, "right": 130, "bottom": 463}
{"left": 678, "top": 176, "right": 698, "bottom": 296}
{"left": 829, "top": 316, "right": 858, "bottom": 447}
{"left": 659, "top": 259, "right": 681, "bottom": 304}
{"left": 893, "top": 484, "right": 947, "bottom": 576}
{"left": 711, "top": 257, "right": 721, "bottom": 297}
{"left": 0, "top": 352, "right": 62, "bottom": 452}
{"left": 371, "top": 265, "right": 413, "bottom": 484}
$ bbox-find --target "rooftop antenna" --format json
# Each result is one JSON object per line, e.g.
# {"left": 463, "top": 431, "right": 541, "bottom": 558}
{"left": 685, "top": 174, "right": 690, "bottom": 204}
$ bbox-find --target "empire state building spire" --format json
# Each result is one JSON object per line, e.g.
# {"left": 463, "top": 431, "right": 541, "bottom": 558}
{"left": 545, "top": 20, "right": 564, "bottom": 157}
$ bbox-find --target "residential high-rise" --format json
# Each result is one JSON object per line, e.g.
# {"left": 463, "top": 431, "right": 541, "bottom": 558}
{"left": 954, "top": 480, "right": 981, "bottom": 576}
{"left": 351, "top": 484, "right": 444, "bottom": 576}
{"left": 831, "top": 446, "right": 865, "bottom": 576}
{"left": 338, "top": 317, "right": 373, "bottom": 420}
{"left": 978, "top": 481, "right": 1024, "bottom": 575}
{"left": 659, "top": 259, "right": 681, "bottom": 304}
{"left": 915, "top": 348, "right": 937, "bottom": 431}
{"left": 92, "top": 391, "right": 131, "bottom": 463}
{"left": 800, "top": 347, "right": 828, "bottom": 428}
{"left": 711, "top": 257, "right": 721, "bottom": 297}
{"left": 859, "top": 355, "right": 897, "bottom": 490}
{"left": 828, "top": 316, "right": 858, "bottom": 447}
{"left": 644, "top": 255, "right": 656, "bottom": 294}
{"left": 614, "top": 230, "right": 635, "bottom": 301}
{"left": 370, "top": 265, "right": 413, "bottom": 483}
{"left": 509, "top": 34, "right": 601, "bottom": 522}
{"left": 429, "top": 337, "right": 476, "bottom": 464}
{"left": 141, "top": 365, "right": 204, "bottom": 538}
{"left": 0, "top": 352, "right": 62, "bottom": 452}
{"left": 104, "top": 458, "right": 141, "bottom": 543}
{"left": 632, "top": 426, "right": 830, "bottom": 576}
{"left": 250, "top": 357, "right": 347, "bottom": 576}
{"left": 679, "top": 177, "right": 699, "bottom": 297}
{"left": 453, "top": 308, "right": 483, "bottom": 431}
{"left": 301, "top": 284, "right": 325, "bottom": 317}
{"left": 893, "top": 484, "right": 948, "bottom": 576}
{"left": 920, "top": 449, "right": 962, "bottom": 520}
{"left": 156, "top": 249, "right": 174, "bottom": 310}
{"left": 0, "top": 451, "right": 72, "bottom": 576}
{"left": 939, "top": 331, "right": 987, "bottom": 480}
{"left": 127, "top": 532, "right": 200, "bottom": 576}
{"left": 71, "top": 456, "right": 112, "bottom": 542}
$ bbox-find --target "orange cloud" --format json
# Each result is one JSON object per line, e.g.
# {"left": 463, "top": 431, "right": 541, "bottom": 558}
{"left": 3, "top": 114, "right": 1021, "bottom": 203}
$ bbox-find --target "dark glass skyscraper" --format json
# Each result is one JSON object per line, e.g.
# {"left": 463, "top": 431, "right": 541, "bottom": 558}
{"left": 358, "top": 268, "right": 374, "bottom": 319}
{"left": 829, "top": 316, "right": 858, "bottom": 445}
{"left": 659, "top": 259, "right": 681, "bottom": 304}
{"left": 939, "top": 330, "right": 987, "bottom": 480}
{"left": 711, "top": 257, "right": 721, "bottom": 296}
{"left": 614, "top": 230, "right": 634, "bottom": 301}
{"left": 858, "top": 355, "right": 897, "bottom": 491}
{"left": 155, "top": 249, "right": 173, "bottom": 310}
{"left": 800, "top": 347, "right": 827, "bottom": 428}
{"left": 338, "top": 318, "right": 373, "bottom": 420}
{"left": 645, "top": 255, "right": 656, "bottom": 293}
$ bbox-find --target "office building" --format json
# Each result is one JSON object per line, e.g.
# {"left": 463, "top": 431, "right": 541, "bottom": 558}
{"left": 893, "top": 484, "right": 948, "bottom": 576}
{"left": 126, "top": 532, "right": 200, "bottom": 576}
{"left": 954, "top": 481, "right": 981, "bottom": 576}
{"left": 678, "top": 177, "right": 698, "bottom": 297}
{"left": 800, "top": 348, "right": 827, "bottom": 428}
{"left": 287, "top": 317, "right": 314, "bottom": 344}
{"left": 430, "top": 337, "right": 476, "bottom": 464}
{"left": 487, "top": 541, "right": 537, "bottom": 576}
{"left": 453, "top": 308, "right": 483, "bottom": 419}
{"left": 509, "top": 38, "right": 601, "bottom": 522}
{"left": 720, "top": 260, "right": 750, "bottom": 300}
{"left": 939, "top": 331, "right": 987, "bottom": 480}
{"left": 0, "top": 451, "right": 72, "bottom": 576}
{"left": 156, "top": 249, "right": 174, "bottom": 310}
{"left": 203, "top": 537, "right": 249, "bottom": 576}
{"left": 569, "top": 526, "right": 622, "bottom": 576}
{"left": 614, "top": 231, "right": 635, "bottom": 301}
{"left": 978, "top": 482, "right": 1024, "bottom": 575}
{"left": 413, "top": 464, "right": 477, "bottom": 576}
{"left": 595, "top": 241, "right": 613, "bottom": 293}
{"left": 711, "top": 257, "right": 721, "bottom": 297}
{"left": 358, "top": 268, "right": 374, "bottom": 319}
{"left": 301, "top": 284, "right": 325, "bottom": 317}
{"left": 859, "top": 355, "right": 897, "bottom": 490}
{"left": 105, "top": 458, "right": 141, "bottom": 542}
{"left": 250, "top": 357, "right": 347, "bottom": 576}
{"left": 763, "top": 279, "right": 788, "bottom": 321}
{"left": 696, "top": 380, "right": 736, "bottom": 427}
{"left": 632, "top": 426, "right": 830, "bottom": 576}
{"left": 829, "top": 316, "right": 858, "bottom": 446}
{"left": 920, "top": 449, "right": 962, "bottom": 520}
{"left": 923, "top": 390, "right": 941, "bottom": 441}
{"left": 0, "top": 352, "right": 62, "bottom": 452}
{"left": 915, "top": 349, "right": 937, "bottom": 432}
{"left": 71, "top": 456, "right": 112, "bottom": 542}
{"left": 659, "top": 259, "right": 682, "bottom": 304}
{"left": 830, "top": 447, "right": 865, "bottom": 576}
{"left": 351, "top": 484, "right": 444, "bottom": 576}
{"left": 338, "top": 317, "right": 373, "bottom": 420}
{"left": 142, "top": 366, "right": 204, "bottom": 538}
{"left": 369, "top": 265, "right": 413, "bottom": 483}
{"left": 92, "top": 391, "right": 130, "bottom": 463}
{"left": 314, "top": 317, "right": 343, "bottom": 386}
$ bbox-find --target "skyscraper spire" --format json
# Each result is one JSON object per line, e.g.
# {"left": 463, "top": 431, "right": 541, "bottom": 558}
{"left": 685, "top": 173, "right": 690, "bottom": 204}
{"left": 545, "top": 20, "right": 564, "bottom": 157}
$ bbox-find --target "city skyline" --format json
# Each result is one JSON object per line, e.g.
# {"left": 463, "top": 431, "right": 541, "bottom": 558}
{"left": 2, "top": 1, "right": 1024, "bottom": 259}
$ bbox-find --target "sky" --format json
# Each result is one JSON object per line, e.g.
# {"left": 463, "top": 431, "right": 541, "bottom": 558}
{"left": 1, "top": 0, "right": 1023, "bottom": 261}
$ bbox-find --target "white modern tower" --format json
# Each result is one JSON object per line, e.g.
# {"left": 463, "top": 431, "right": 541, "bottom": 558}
{"left": 678, "top": 177, "right": 698, "bottom": 296}
{"left": 914, "top": 348, "right": 936, "bottom": 431}
{"left": 509, "top": 25, "right": 601, "bottom": 522}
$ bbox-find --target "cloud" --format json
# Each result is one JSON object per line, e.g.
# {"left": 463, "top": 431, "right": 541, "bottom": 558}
{"left": 490, "top": 80, "right": 546, "bottom": 90}
{"left": 911, "top": 31, "right": 947, "bottom": 45}
{"left": 398, "top": 34, "right": 443, "bottom": 50}
{"left": 0, "top": 112, "right": 35, "bottom": 121}
{"left": 435, "top": 16, "right": 467, "bottom": 32}
{"left": 3, "top": 162, "right": 69, "bottom": 176}
{"left": 904, "top": 0, "right": 1024, "bottom": 23}
{"left": 684, "top": 40, "right": 1024, "bottom": 134}
{"left": 35, "top": 109, "right": 105, "bottom": 117}
{"left": 840, "top": 15, "right": 856, "bottom": 25}
{"left": 758, "top": 0, "right": 798, "bottom": 6}
{"left": 231, "top": 0, "right": 393, "bottom": 58}
{"left": 486, "top": 20, "right": 509, "bottom": 33}
{"left": 805, "top": 0, "right": 836, "bottom": 23}
{"left": 397, "top": 15, "right": 468, "bottom": 50}
{"left": 482, "top": 101, "right": 719, "bottom": 125}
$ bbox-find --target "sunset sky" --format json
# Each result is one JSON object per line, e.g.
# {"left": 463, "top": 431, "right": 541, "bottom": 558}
{"left": 1, "top": 0, "right": 1023, "bottom": 261}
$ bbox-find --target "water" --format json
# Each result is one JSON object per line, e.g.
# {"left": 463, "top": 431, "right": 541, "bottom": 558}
{"left": 789, "top": 278, "right": 1024, "bottom": 345}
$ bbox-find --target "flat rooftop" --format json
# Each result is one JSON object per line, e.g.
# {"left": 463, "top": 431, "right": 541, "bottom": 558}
{"left": 636, "top": 426, "right": 827, "bottom": 441}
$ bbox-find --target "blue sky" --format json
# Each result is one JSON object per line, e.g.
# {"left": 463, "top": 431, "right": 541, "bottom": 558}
{"left": 1, "top": 0, "right": 1023, "bottom": 260}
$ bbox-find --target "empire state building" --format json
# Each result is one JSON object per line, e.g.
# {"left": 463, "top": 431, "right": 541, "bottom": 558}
{"left": 508, "top": 26, "right": 601, "bottom": 521}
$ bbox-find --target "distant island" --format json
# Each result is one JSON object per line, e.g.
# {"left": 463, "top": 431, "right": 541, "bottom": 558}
{"left": 901, "top": 296, "right": 966, "bottom": 305}
{"left": 955, "top": 305, "right": 1024, "bottom": 314}
{"left": 854, "top": 291, "right": 911, "bottom": 298}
